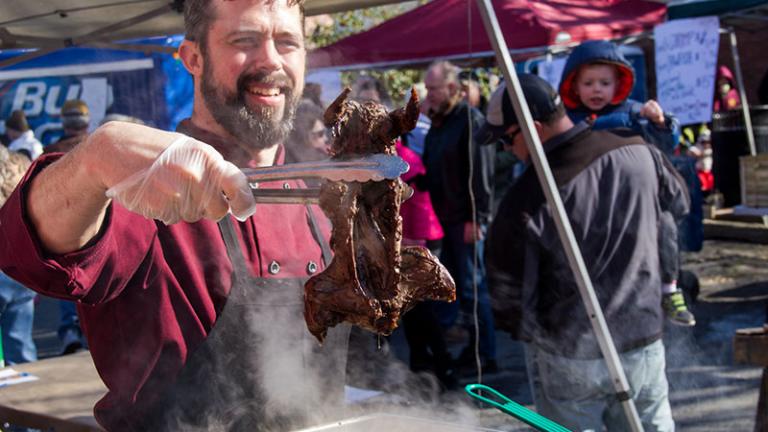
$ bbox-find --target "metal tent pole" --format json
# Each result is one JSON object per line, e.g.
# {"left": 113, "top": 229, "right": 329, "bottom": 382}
{"left": 70, "top": 4, "right": 176, "bottom": 45}
{"left": 474, "top": 1, "right": 644, "bottom": 431}
{"left": 0, "top": 48, "right": 60, "bottom": 69}
{"left": 728, "top": 27, "right": 757, "bottom": 156}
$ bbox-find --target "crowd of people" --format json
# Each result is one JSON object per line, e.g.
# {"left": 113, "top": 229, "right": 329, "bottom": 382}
{"left": 0, "top": 1, "right": 752, "bottom": 431}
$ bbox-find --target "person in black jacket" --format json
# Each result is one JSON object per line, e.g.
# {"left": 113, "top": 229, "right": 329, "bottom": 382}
{"left": 481, "top": 75, "right": 687, "bottom": 431}
{"left": 422, "top": 60, "right": 497, "bottom": 374}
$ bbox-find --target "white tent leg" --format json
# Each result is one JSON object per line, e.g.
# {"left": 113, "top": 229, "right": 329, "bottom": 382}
{"left": 474, "top": 0, "right": 644, "bottom": 431}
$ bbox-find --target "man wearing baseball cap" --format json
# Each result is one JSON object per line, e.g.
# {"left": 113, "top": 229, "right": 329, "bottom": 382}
{"left": 483, "top": 74, "right": 686, "bottom": 431}
{"left": 45, "top": 99, "right": 91, "bottom": 154}
{"left": 475, "top": 74, "right": 566, "bottom": 159}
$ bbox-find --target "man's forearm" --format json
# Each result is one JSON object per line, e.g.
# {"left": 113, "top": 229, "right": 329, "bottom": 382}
{"left": 27, "top": 136, "right": 111, "bottom": 254}
{"left": 26, "top": 122, "right": 178, "bottom": 254}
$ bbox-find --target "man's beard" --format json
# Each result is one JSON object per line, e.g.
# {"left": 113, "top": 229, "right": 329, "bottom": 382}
{"left": 201, "top": 63, "right": 299, "bottom": 152}
{"left": 427, "top": 92, "right": 461, "bottom": 121}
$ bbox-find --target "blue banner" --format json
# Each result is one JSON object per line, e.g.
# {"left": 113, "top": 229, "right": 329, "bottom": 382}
{"left": 0, "top": 36, "right": 192, "bottom": 146}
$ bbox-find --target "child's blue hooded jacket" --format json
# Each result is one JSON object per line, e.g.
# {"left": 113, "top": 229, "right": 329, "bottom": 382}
{"left": 559, "top": 40, "right": 681, "bottom": 156}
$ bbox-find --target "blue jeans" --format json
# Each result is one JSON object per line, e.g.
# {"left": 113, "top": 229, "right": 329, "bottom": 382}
{"left": 528, "top": 339, "right": 674, "bottom": 432}
{"left": 436, "top": 222, "right": 496, "bottom": 360}
{"left": 0, "top": 272, "right": 37, "bottom": 364}
{"left": 670, "top": 155, "right": 703, "bottom": 253}
{"left": 57, "top": 300, "right": 80, "bottom": 340}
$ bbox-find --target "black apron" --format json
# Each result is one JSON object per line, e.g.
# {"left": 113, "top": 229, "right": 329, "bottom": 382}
{"left": 139, "top": 208, "right": 349, "bottom": 431}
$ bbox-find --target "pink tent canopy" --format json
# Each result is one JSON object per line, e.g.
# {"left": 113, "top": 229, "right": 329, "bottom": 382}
{"left": 309, "top": 0, "right": 667, "bottom": 69}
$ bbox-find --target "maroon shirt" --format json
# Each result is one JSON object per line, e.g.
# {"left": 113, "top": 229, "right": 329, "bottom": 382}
{"left": 0, "top": 129, "right": 330, "bottom": 430}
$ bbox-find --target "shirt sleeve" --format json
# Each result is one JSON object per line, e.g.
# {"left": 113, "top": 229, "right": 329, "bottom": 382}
{"left": 0, "top": 154, "right": 158, "bottom": 305}
{"left": 595, "top": 102, "right": 680, "bottom": 157}
{"left": 638, "top": 113, "right": 680, "bottom": 156}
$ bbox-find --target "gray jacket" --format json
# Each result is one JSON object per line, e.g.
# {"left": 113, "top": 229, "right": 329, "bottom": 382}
{"left": 486, "top": 122, "right": 689, "bottom": 359}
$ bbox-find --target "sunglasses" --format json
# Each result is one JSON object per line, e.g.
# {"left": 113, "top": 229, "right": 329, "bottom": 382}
{"left": 498, "top": 127, "right": 521, "bottom": 146}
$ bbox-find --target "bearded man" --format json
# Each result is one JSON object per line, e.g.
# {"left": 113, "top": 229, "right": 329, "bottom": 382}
{"left": 420, "top": 60, "right": 497, "bottom": 375}
{"left": 0, "top": 1, "right": 349, "bottom": 431}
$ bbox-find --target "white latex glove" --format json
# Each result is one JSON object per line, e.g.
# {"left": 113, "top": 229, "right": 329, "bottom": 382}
{"left": 105, "top": 136, "right": 256, "bottom": 225}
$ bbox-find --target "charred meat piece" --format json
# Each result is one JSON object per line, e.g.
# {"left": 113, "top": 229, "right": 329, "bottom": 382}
{"left": 304, "top": 88, "right": 456, "bottom": 343}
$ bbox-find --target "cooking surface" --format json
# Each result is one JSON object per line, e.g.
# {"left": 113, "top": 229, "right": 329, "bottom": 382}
{"left": 296, "top": 413, "right": 505, "bottom": 432}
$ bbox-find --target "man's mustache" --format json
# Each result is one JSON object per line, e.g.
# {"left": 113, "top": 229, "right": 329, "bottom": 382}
{"left": 237, "top": 72, "right": 293, "bottom": 95}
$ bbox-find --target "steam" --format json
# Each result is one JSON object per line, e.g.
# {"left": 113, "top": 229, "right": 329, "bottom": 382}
{"left": 152, "top": 282, "right": 487, "bottom": 431}
{"left": 663, "top": 304, "right": 765, "bottom": 427}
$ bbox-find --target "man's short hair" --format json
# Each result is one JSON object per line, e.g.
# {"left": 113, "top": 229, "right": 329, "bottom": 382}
{"left": 352, "top": 75, "right": 391, "bottom": 107}
{"left": 428, "top": 60, "right": 460, "bottom": 86}
{"left": 458, "top": 70, "right": 479, "bottom": 84}
{"left": 183, "top": 0, "right": 306, "bottom": 54}
{"left": 5, "top": 110, "right": 29, "bottom": 133}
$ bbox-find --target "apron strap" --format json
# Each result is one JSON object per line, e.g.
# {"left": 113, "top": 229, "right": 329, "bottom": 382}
{"left": 219, "top": 208, "right": 331, "bottom": 274}
{"left": 305, "top": 205, "right": 333, "bottom": 267}
{"left": 218, "top": 217, "right": 251, "bottom": 276}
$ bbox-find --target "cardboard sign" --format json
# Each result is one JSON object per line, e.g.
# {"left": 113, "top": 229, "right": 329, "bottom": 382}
{"left": 654, "top": 16, "right": 720, "bottom": 125}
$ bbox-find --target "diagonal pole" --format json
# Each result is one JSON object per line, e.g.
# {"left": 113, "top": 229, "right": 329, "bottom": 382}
{"left": 0, "top": 47, "right": 60, "bottom": 69}
{"left": 474, "top": 1, "right": 644, "bottom": 431}
{"left": 70, "top": 3, "right": 176, "bottom": 44}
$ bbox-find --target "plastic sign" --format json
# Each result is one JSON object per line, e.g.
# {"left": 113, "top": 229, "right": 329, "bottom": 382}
{"left": 0, "top": 40, "right": 192, "bottom": 146}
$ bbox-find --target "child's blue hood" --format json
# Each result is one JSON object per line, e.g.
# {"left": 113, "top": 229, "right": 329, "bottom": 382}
{"left": 559, "top": 40, "right": 636, "bottom": 111}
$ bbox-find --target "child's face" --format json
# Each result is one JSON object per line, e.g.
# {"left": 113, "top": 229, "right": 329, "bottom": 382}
{"left": 718, "top": 78, "right": 731, "bottom": 95}
{"left": 575, "top": 64, "right": 618, "bottom": 111}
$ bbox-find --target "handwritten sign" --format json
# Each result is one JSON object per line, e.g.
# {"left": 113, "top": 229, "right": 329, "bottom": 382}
{"left": 654, "top": 16, "right": 720, "bottom": 125}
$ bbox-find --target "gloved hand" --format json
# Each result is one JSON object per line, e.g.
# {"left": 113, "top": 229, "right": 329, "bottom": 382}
{"left": 105, "top": 136, "right": 256, "bottom": 225}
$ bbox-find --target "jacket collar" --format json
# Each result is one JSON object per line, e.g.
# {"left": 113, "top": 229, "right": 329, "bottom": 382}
{"left": 542, "top": 120, "right": 591, "bottom": 155}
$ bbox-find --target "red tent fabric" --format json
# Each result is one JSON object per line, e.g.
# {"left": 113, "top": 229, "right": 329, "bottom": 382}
{"left": 309, "top": 0, "right": 667, "bottom": 69}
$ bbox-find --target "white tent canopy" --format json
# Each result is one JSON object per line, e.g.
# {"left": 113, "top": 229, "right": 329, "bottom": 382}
{"left": 0, "top": 0, "right": 407, "bottom": 50}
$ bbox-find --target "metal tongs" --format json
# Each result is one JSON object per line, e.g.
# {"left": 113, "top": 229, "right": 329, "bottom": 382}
{"left": 241, "top": 154, "right": 410, "bottom": 204}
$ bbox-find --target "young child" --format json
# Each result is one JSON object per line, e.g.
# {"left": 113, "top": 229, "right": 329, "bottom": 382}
{"left": 713, "top": 65, "right": 741, "bottom": 112}
{"left": 559, "top": 40, "right": 696, "bottom": 326}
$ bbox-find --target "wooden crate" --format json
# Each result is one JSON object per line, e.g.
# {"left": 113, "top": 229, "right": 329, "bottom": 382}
{"left": 740, "top": 154, "right": 768, "bottom": 208}
{"left": 734, "top": 327, "right": 768, "bottom": 367}
{"left": 733, "top": 327, "right": 768, "bottom": 432}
